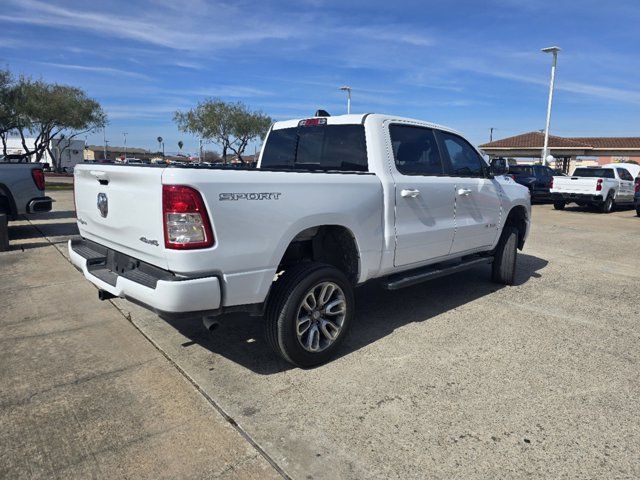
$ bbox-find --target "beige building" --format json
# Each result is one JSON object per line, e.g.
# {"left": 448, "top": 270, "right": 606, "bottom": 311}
{"left": 84, "top": 145, "right": 155, "bottom": 161}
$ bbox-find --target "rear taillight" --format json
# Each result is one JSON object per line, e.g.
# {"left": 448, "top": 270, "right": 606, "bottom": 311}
{"left": 596, "top": 178, "right": 603, "bottom": 191}
{"left": 31, "top": 168, "right": 45, "bottom": 191}
{"left": 549, "top": 177, "right": 554, "bottom": 189}
{"left": 635, "top": 178, "right": 640, "bottom": 193}
{"left": 162, "top": 185, "right": 213, "bottom": 249}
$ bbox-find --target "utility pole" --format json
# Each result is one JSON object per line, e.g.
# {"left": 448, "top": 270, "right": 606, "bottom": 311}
{"left": 199, "top": 139, "right": 203, "bottom": 163}
{"left": 541, "top": 46, "right": 561, "bottom": 166}
{"left": 123, "top": 132, "right": 128, "bottom": 160}
{"left": 489, "top": 127, "right": 494, "bottom": 142}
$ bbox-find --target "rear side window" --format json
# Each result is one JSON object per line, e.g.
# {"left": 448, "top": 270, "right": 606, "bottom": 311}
{"left": 617, "top": 168, "right": 634, "bottom": 181}
{"left": 510, "top": 166, "right": 534, "bottom": 176}
{"left": 439, "top": 131, "right": 486, "bottom": 177}
{"left": 261, "top": 125, "right": 368, "bottom": 172}
{"left": 389, "top": 125, "right": 444, "bottom": 176}
{"left": 573, "top": 168, "right": 615, "bottom": 178}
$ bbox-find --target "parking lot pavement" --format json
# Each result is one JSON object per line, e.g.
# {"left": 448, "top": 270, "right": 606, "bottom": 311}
{"left": 4, "top": 190, "right": 640, "bottom": 479}
{"left": 0, "top": 193, "right": 282, "bottom": 479}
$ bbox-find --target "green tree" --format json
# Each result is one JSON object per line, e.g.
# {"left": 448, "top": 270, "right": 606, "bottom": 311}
{"left": 178, "top": 140, "right": 184, "bottom": 152}
{"left": 174, "top": 99, "right": 271, "bottom": 163}
{"left": 0, "top": 68, "right": 106, "bottom": 171}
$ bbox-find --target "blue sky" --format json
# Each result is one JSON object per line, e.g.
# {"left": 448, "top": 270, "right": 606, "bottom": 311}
{"left": 1, "top": 0, "right": 639, "bottom": 155}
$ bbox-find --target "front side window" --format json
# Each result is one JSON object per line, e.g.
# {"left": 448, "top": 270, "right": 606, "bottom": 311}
{"left": 439, "top": 132, "right": 485, "bottom": 177}
{"left": 389, "top": 124, "right": 444, "bottom": 176}
{"left": 261, "top": 124, "right": 367, "bottom": 172}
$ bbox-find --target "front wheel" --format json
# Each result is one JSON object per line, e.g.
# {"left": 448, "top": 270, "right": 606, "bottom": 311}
{"left": 492, "top": 226, "right": 518, "bottom": 285}
{"left": 265, "top": 262, "right": 354, "bottom": 368}
{"left": 553, "top": 200, "right": 566, "bottom": 210}
{"left": 636, "top": 206, "right": 640, "bottom": 217}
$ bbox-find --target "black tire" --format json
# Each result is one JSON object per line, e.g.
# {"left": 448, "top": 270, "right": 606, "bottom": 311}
{"left": 0, "top": 213, "right": 9, "bottom": 252}
{"left": 492, "top": 226, "right": 518, "bottom": 285}
{"left": 636, "top": 207, "right": 640, "bottom": 217}
{"left": 553, "top": 200, "right": 566, "bottom": 210}
{"left": 601, "top": 195, "right": 614, "bottom": 214}
{"left": 265, "top": 262, "right": 354, "bottom": 368}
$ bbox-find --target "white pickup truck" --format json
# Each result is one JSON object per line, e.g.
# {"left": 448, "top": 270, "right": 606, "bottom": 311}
{"left": 0, "top": 162, "right": 52, "bottom": 250}
{"left": 69, "top": 113, "right": 531, "bottom": 366}
{"left": 550, "top": 164, "right": 637, "bottom": 213}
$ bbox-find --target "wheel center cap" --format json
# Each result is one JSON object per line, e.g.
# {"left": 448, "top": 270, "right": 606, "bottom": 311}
{"left": 312, "top": 310, "right": 321, "bottom": 320}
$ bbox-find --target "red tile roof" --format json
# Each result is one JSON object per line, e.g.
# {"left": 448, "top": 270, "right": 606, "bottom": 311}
{"left": 480, "top": 132, "right": 588, "bottom": 149}
{"left": 480, "top": 131, "right": 640, "bottom": 150}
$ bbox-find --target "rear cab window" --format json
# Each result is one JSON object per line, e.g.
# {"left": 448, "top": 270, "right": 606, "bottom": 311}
{"left": 261, "top": 123, "right": 368, "bottom": 172}
{"left": 573, "top": 168, "right": 615, "bottom": 178}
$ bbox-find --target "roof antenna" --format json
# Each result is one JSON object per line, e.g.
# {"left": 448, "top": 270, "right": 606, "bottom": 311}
{"left": 315, "top": 109, "right": 331, "bottom": 117}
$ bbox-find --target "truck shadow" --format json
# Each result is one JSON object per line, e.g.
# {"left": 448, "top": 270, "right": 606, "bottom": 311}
{"left": 161, "top": 253, "right": 548, "bottom": 375}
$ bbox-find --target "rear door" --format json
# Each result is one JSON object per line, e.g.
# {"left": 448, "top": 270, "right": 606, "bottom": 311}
{"left": 616, "top": 168, "right": 635, "bottom": 202}
{"left": 388, "top": 124, "right": 456, "bottom": 267}
{"left": 74, "top": 165, "right": 168, "bottom": 268}
{"left": 437, "top": 131, "right": 501, "bottom": 254}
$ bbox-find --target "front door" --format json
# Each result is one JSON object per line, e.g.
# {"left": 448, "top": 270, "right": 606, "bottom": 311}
{"left": 437, "top": 131, "right": 502, "bottom": 254}
{"left": 388, "top": 124, "right": 456, "bottom": 267}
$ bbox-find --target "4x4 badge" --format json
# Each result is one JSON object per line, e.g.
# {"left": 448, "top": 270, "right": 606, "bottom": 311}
{"left": 97, "top": 193, "right": 108, "bottom": 218}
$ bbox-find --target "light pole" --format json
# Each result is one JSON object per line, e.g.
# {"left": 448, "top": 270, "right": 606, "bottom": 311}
{"left": 541, "top": 46, "right": 560, "bottom": 166}
{"left": 103, "top": 127, "right": 107, "bottom": 160}
{"left": 339, "top": 86, "right": 352, "bottom": 114}
{"left": 123, "top": 132, "right": 128, "bottom": 160}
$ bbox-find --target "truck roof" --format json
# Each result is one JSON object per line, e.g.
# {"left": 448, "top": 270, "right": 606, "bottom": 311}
{"left": 271, "top": 113, "right": 461, "bottom": 136}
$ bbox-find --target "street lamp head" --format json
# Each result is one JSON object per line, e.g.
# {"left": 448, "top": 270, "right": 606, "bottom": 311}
{"left": 339, "top": 86, "right": 351, "bottom": 92}
{"left": 541, "top": 46, "right": 561, "bottom": 54}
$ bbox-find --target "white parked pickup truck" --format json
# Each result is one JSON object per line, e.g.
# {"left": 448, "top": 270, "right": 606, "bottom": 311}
{"left": 69, "top": 113, "right": 531, "bottom": 366}
{"left": 550, "top": 164, "right": 637, "bottom": 213}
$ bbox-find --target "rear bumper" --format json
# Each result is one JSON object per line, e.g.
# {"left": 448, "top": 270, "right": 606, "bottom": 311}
{"left": 68, "top": 238, "right": 221, "bottom": 316}
{"left": 27, "top": 196, "right": 53, "bottom": 213}
{"left": 551, "top": 192, "right": 603, "bottom": 203}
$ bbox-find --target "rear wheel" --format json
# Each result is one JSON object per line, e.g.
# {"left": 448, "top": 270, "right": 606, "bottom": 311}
{"left": 492, "top": 226, "right": 518, "bottom": 285}
{"left": 601, "top": 195, "right": 614, "bottom": 214}
{"left": 265, "top": 262, "right": 354, "bottom": 368}
{"left": 553, "top": 200, "right": 566, "bottom": 210}
{"left": 636, "top": 206, "right": 640, "bottom": 217}
{"left": 0, "top": 213, "right": 9, "bottom": 252}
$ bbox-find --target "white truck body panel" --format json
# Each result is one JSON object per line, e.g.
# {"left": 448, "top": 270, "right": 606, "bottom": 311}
{"left": 70, "top": 113, "right": 531, "bottom": 314}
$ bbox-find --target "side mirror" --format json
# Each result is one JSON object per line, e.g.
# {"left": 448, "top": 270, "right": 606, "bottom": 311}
{"left": 489, "top": 157, "right": 509, "bottom": 177}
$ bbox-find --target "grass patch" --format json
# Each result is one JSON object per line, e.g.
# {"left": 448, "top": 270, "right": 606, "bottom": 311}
{"left": 45, "top": 183, "right": 74, "bottom": 190}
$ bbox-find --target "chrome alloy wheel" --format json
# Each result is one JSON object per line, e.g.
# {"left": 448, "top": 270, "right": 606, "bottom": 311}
{"left": 295, "top": 281, "right": 347, "bottom": 353}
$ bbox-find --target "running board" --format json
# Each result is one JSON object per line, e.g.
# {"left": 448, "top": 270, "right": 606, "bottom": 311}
{"left": 383, "top": 256, "right": 493, "bottom": 290}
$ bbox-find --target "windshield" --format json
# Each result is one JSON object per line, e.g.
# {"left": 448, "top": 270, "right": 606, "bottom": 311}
{"left": 572, "top": 168, "right": 614, "bottom": 178}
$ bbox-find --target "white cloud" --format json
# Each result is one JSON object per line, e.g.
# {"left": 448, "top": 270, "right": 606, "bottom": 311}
{"left": 36, "top": 62, "right": 151, "bottom": 79}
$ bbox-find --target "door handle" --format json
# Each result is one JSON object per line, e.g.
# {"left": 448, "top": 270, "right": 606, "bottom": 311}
{"left": 457, "top": 188, "right": 472, "bottom": 196}
{"left": 401, "top": 188, "right": 421, "bottom": 198}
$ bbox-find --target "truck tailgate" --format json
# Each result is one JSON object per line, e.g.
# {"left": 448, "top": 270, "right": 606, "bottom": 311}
{"left": 551, "top": 176, "right": 597, "bottom": 194}
{"left": 74, "top": 165, "right": 168, "bottom": 269}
